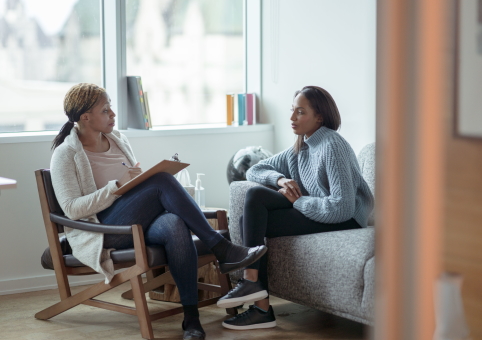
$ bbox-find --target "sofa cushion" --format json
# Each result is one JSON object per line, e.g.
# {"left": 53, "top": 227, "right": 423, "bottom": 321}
{"left": 357, "top": 143, "right": 375, "bottom": 226}
{"left": 266, "top": 227, "right": 375, "bottom": 323}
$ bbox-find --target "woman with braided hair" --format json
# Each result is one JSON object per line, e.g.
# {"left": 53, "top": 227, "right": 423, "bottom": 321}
{"left": 50, "top": 83, "right": 267, "bottom": 340}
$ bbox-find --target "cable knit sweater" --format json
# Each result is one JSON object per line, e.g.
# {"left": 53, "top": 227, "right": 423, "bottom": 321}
{"left": 246, "top": 126, "right": 374, "bottom": 227}
{"left": 50, "top": 128, "right": 137, "bottom": 283}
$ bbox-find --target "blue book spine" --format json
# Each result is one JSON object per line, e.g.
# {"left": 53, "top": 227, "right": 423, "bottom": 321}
{"left": 238, "top": 93, "right": 246, "bottom": 125}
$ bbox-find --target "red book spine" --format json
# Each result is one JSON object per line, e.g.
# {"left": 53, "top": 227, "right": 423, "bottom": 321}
{"left": 246, "top": 93, "right": 254, "bottom": 125}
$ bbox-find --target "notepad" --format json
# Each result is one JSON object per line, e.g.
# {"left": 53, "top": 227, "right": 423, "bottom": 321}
{"left": 114, "top": 160, "right": 190, "bottom": 195}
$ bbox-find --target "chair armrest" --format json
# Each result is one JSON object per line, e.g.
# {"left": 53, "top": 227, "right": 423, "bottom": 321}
{"left": 50, "top": 213, "right": 133, "bottom": 234}
{"left": 228, "top": 181, "right": 266, "bottom": 245}
{"left": 202, "top": 210, "right": 218, "bottom": 219}
{"left": 202, "top": 209, "right": 228, "bottom": 230}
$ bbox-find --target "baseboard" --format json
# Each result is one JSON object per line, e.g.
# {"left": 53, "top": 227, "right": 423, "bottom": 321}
{"left": 0, "top": 273, "right": 104, "bottom": 296}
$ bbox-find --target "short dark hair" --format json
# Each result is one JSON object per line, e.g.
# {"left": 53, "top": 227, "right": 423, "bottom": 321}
{"left": 293, "top": 86, "right": 341, "bottom": 153}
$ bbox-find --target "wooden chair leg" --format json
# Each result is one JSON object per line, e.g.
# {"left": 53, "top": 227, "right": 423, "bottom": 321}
{"left": 130, "top": 275, "right": 154, "bottom": 340}
{"left": 35, "top": 266, "right": 143, "bottom": 320}
{"left": 122, "top": 270, "right": 175, "bottom": 300}
{"left": 122, "top": 255, "right": 218, "bottom": 300}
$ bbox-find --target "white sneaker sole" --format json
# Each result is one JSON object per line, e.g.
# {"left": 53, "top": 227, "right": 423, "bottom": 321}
{"left": 222, "top": 320, "right": 277, "bottom": 330}
{"left": 216, "top": 290, "right": 269, "bottom": 308}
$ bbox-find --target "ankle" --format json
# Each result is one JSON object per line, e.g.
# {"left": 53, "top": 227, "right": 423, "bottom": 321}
{"left": 183, "top": 304, "right": 200, "bottom": 318}
{"left": 254, "top": 299, "right": 270, "bottom": 311}
{"left": 243, "top": 269, "right": 259, "bottom": 282}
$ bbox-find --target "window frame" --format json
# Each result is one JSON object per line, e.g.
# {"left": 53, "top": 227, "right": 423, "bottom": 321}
{"left": 103, "top": 0, "right": 261, "bottom": 129}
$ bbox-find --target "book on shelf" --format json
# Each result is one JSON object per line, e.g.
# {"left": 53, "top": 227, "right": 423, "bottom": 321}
{"left": 226, "top": 94, "right": 234, "bottom": 126}
{"left": 233, "top": 94, "right": 239, "bottom": 126}
{"left": 237, "top": 93, "right": 246, "bottom": 126}
{"left": 225, "top": 92, "right": 257, "bottom": 126}
{"left": 144, "top": 91, "right": 153, "bottom": 129}
{"left": 246, "top": 93, "right": 256, "bottom": 125}
{"left": 127, "top": 76, "right": 150, "bottom": 130}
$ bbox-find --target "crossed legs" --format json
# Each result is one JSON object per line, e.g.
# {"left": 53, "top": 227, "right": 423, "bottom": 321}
{"left": 99, "top": 173, "right": 217, "bottom": 305}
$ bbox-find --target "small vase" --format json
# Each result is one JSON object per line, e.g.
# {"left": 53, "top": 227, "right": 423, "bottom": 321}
{"left": 433, "top": 272, "right": 471, "bottom": 340}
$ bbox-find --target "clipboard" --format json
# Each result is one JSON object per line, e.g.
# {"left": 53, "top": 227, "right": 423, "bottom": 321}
{"left": 114, "top": 160, "right": 190, "bottom": 195}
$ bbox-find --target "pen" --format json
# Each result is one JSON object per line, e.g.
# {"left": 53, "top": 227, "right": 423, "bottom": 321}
{"left": 121, "top": 162, "right": 129, "bottom": 168}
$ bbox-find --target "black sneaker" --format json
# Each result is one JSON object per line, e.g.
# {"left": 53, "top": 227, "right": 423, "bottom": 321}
{"left": 218, "top": 245, "right": 267, "bottom": 275}
{"left": 217, "top": 278, "right": 268, "bottom": 308}
{"left": 182, "top": 320, "right": 205, "bottom": 340}
{"left": 222, "top": 305, "right": 277, "bottom": 330}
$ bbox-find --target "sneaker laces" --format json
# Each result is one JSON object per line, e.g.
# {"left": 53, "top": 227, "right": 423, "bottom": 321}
{"left": 235, "top": 305, "right": 257, "bottom": 318}
{"left": 226, "top": 278, "right": 246, "bottom": 295}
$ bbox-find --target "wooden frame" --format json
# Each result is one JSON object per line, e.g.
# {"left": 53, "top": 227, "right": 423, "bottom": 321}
{"left": 375, "top": 0, "right": 448, "bottom": 339}
{"left": 453, "top": 0, "right": 482, "bottom": 139}
{"left": 34, "top": 169, "right": 236, "bottom": 340}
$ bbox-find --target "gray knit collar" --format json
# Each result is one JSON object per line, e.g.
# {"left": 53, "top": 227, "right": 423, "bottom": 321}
{"left": 304, "top": 126, "right": 333, "bottom": 148}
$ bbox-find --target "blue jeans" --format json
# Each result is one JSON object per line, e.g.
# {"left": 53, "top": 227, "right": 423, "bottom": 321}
{"left": 97, "top": 172, "right": 223, "bottom": 305}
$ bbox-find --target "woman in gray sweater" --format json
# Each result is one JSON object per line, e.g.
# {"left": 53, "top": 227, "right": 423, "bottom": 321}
{"left": 218, "top": 86, "right": 374, "bottom": 330}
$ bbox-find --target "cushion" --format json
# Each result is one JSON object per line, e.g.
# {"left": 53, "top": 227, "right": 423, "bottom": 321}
{"left": 41, "top": 229, "right": 230, "bottom": 270}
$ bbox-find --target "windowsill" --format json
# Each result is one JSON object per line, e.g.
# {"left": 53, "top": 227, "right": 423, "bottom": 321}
{"left": 0, "top": 123, "right": 273, "bottom": 144}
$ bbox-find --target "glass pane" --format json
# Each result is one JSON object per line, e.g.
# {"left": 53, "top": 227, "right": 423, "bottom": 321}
{"left": 126, "top": 0, "right": 244, "bottom": 126}
{"left": 0, "top": 0, "right": 101, "bottom": 133}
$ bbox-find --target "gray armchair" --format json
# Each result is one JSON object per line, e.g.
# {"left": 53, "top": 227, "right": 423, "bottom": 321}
{"left": 227, "top": 143, "right": 376, "bottom": 325}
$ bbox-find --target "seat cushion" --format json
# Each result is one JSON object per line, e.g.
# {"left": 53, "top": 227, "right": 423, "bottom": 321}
{"left": 41, "top": 229, "right": 230, "bottom": 270}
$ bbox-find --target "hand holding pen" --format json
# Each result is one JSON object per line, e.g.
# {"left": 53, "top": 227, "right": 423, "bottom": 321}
{"left": 117, "top": 162, "right": 142, "bottom": 188}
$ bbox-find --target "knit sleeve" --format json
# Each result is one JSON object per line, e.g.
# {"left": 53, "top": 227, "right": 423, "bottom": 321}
{"left": 50, "top": 147, "right": 119, "bottom": 221}
{"left": 246, "top": 147, "right": 292, "bottom": 188}
{"left": 293, "top": 141, "right": 356, "bottom": 223}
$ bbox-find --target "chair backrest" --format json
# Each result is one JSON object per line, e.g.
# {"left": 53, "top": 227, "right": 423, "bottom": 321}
{"left": 357, "top": 143, "right": 376, "bottom": 226}
{"left": 35, "top": 169, "right": 65, "bottom": 233}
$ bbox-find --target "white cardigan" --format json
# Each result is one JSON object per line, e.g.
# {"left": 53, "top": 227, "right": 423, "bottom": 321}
{"left": 50, "top": 127, "right": 137, "bottom": 283}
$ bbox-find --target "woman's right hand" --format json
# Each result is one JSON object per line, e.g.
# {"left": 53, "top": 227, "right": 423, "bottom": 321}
{"left": 117, "top": 162, "right": 142, "bottom": 187}
{"left": 277, "top": 177, "right": 302, "bottom": 198}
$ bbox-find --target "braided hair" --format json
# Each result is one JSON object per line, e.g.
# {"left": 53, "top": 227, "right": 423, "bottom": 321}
{"left": 51, "top": 83, "right": 106, "bottom": 150}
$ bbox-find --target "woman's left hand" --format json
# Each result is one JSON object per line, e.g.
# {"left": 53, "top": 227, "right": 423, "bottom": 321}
{"left": 278, "top": 187, "right": 300, "bottom": 204}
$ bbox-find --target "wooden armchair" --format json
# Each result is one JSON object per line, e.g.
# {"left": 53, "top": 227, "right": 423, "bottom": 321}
{"left": 34, "top": 169, "right": 236, "bottom": 339}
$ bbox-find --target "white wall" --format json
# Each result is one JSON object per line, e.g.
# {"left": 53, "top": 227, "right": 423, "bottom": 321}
{"left": 260, "top": 0, "right": 376, "bottom": 155}
{"left": 0, "top": 127, "right": 273, "bottom": 294}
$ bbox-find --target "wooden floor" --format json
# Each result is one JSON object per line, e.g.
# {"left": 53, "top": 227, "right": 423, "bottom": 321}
{"left": 0, "top": 282, "right": 366, "bottom": 340}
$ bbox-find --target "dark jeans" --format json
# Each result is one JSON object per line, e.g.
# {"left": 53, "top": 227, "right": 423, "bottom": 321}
{"left": 97, "top": 172, "right": 223, "bottom": 305}
{"left": 241, "top": 186, "right": 361, "bottom": 292}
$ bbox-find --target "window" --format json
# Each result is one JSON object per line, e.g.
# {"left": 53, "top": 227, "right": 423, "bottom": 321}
{"left": 0, "top": 0, "right": 252, "bottom": 134}
{"left": 0, "top": 0, "right": 101, "bottom": 133}
{"left": 125, "top": 0, "right": 244, "bottom": 126}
